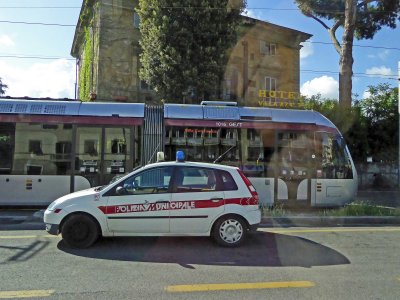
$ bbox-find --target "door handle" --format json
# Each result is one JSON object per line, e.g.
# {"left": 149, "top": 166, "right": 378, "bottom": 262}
{"left": 210, "top": 197, "right": 223, "bottom": 202}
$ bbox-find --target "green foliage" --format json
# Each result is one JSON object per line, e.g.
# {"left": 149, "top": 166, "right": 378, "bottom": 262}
{"left": 262, "top": 203, "right": 287, "bottom": 217}
{"left": 304, "top": 94, "right": 369, "bottom": 163}
{"left": 296, "top": 0, "right": 400, "bottom": 108}
{"left": 303, "top": 83, "right": 398, "bottom": 163}
{"left": 80, "top": 0, "right": 97, "bottom": 27}
{"left": 296, "top": 0, "right": 400, "bottom": 40}
{"left": 137, "top": 0, "right": 246, "bottom": 102}
{"left": 360, "top": 84, "right": 398, "bottom": 162}
{"left": 0, "top": 77, "right": 8, "bottom": 95}
{"left": 322, "top": 202, "right": 400, "bottom": 216}
{"left": 79, "top": 29, "right": 93, "bottom": 101}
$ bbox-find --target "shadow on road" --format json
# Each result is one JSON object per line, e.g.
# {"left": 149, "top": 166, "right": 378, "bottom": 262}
{"left": 0, "top": 240, "right": 50, "bottom": 264}
{"left": 58, "top": 231, "right": 350, "bottom": 268}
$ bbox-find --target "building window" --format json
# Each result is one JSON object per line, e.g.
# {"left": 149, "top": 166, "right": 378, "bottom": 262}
{"left": 265, "top": 77, "right": 276, "bottom": 92}
{"left": 223, "top": 70, "right": 238, "bottom": 101}
{"left": 133, "top": 12, "right": 140, "bottom": 28}
{"left": 265, "top": 77, "right": 277, "bottom": 100}
{"left": 260, "top": 41, "right": 276, "bottom": 56}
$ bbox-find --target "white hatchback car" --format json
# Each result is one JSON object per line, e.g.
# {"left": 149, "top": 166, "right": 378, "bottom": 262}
{"left": 44, "top": 159, "right": 261, "bottom": 248}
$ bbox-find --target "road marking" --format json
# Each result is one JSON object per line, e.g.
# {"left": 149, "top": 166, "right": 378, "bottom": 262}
{"left": 166, "top": 281, "right": 315, "bottom": 292}
{"left": 259, "top": 227, "right": 400, "bottom": 234}
{"left": 0, "top": 235, "right": 59, "bottom": 239}
{"left": 0, "top": 290, "right": 55, "bottom": 298}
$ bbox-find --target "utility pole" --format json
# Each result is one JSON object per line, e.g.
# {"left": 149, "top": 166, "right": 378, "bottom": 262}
{"left": 398, "top": 61, "right": 400, "bottom": 187}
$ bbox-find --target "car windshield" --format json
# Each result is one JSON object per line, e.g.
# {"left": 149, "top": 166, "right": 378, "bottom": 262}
{"left": 1, "top": 0, "right": 399, "bottom": 299}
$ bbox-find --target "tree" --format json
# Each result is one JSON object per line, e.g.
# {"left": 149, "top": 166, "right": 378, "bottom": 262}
{"left": 360, "top": 83, "right": 398, "bottom": 162}
{"left": 295, "top": 0, "right": 400, "bottom": 108}
{"left": 137, "top": 0, "right": 246, "bottom": 103}
{"left": 304, "top": 95, "right": 369, "bottom": 162}
{"left": 0, "top": 77, "right": 8, "bottom": 95}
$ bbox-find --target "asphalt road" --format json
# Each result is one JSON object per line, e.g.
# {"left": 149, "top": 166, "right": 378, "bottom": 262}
{"left": 0, "top": 227, "right": 399, "bottom": 299}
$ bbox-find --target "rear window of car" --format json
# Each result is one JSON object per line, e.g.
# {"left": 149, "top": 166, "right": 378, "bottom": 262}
{"left": 219, "top": 170, "right": 238, "bottom": 191}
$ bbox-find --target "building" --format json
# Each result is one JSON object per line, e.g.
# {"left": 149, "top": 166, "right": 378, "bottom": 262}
{"left": 71, "top": 0, "right": 311, "bottom": 106}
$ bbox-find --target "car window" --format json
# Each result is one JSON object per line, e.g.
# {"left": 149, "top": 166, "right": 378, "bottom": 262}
{"left": 173, "top": 167, "right": 219, "bottom": 193}
{"left": 115, "top": 166, "right": 173, "bottom": 195}
{"left": 219, "top": 170, "right": 238, "bottom": 191}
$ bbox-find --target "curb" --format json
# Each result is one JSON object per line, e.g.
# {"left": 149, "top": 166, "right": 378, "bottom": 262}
{"left": 260, "top": 216, "right": 400, "bottom": 227}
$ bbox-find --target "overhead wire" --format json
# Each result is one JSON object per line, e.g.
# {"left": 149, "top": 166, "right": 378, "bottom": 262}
{"left": 0, "top": 5, "right": 398, "bottom": 14}
{"left": 0, "top": 4, "right": 398, "bottom": 82}
{"left": 0, "top": 54, "right": 396, "bottom": 80}
{"left": 0, "top": 19, "right": 399, "bottom": 52}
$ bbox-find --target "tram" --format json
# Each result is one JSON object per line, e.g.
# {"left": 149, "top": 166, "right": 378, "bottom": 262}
{"left": 0, "top": 98, "right": 357, "bottom": 207}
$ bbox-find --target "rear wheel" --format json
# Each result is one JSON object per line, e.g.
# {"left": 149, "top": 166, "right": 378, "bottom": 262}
{"left": 212, "top": 215, "right": 247, "bottom": 247}
{"left": 61, "top": 214, "right": 99, "bottom": 248}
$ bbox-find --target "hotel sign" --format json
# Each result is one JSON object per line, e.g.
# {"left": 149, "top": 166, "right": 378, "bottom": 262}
{"left": 258, "top": 90, "right": 306, "bottom": 109}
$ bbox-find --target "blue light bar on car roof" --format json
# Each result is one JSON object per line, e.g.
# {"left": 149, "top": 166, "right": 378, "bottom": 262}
{"left": 176, "top": 151, "right": 185, "bottom": 162}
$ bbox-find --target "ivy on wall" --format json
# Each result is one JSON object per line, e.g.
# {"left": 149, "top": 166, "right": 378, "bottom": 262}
{"left": 79, "top": 28, "right": 93, "bottom": 101}
{"left": 77, "top": 0, "right": 98, "bottom": 101}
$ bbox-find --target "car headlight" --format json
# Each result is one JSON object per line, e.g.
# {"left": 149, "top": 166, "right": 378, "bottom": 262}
{"left": 47, "top": 201, "right": 58, "bottom": 211}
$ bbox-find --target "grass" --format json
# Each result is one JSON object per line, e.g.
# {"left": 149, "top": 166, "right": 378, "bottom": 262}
{"left": 262, "top": 201, "right": 400, "bottom": 217}
{"left": 320, "top": 201, "right": 400, "bottom": 217}
{"left": 262, "top": 203, "right": 288, "bottom": 217}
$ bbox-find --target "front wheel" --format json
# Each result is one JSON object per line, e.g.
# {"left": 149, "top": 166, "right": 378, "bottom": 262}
{"left": 212, "top": 215, "right": 247, "bottom": 247}
{"left": 61, "top": 214, "right": 99, "bottom": 248}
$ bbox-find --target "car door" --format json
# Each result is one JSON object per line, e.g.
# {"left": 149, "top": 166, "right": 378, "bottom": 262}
{"left": 103, "top": 166, "right": 173, "bottom": 234}
{"left": 169, "top": 166, "right": 225, "bottom": 234}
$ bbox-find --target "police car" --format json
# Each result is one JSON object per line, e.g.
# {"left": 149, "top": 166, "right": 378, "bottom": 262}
{"left": 44, "top": 151, "right": 261, "bottom": 248}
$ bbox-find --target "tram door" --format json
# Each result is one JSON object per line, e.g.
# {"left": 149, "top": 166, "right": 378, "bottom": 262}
{"left": 75, "top": 126, "right": 133, "bottom": 187}
{"left": 275, "top": 131, "right": 312, "bottom": 206}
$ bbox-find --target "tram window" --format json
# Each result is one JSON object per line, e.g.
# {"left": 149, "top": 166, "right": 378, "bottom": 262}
{"left": 185, "top": 146, "right": 203, "bottom": 161}
{"left": 220, "top": 145, "right": 239, "bottom": 162}
{"left": 111, "top": 139, "right": 126, "bottom": 154}
{"left": 247, "top": 129, "right": 261, "bottom": 145}
{"left": 26, "top": 164, "right": 43, "bottom": 175}
{"left": 263, "top": 147, "right": 274, "bottom": 163}
{"left": 247, "top": 147, "right": 263, "bottom": 162}
{"left": 316, "top": 133, "right": 353, "bottom": 179}
{"left": 171, "top": 128, "right": 186, "bottom": 145}
{"left": 0, "top": 130, "right": 13, "bottom": 174}
{"left": 29, "top": 140, "right": 43, "bottom": 155}
{"left": 186, "top": 128, "right": 203, "bottom": 146}
{"left": 56, "top": 142, "right": 72, "bottom": 155}
{"left": 84, "top": 140, "right": 98, "bottom": 156}
{"left": 205, "top": 145, "right": 218, "bottom": 162}
{"left": 221, "top": 129, "right": 238, "bottom": 148}
{"left": 13, "top": 123, "right": 72, "bottom": 176}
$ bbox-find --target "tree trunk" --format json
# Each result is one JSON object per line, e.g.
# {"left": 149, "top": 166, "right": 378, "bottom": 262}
{"left": 339, "top": 0, "right": 357, "bottom": 109}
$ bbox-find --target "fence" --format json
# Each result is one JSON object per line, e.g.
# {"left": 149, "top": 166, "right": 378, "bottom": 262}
{"left": 356, "top": 162, "right": 399, "bottom": 190}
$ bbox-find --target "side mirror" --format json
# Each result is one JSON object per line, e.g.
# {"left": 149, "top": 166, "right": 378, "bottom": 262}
{"left": 116, "top": 186, "right": 128, "bottom": 195}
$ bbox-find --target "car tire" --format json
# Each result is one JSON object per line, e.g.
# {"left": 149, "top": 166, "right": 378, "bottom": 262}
{"left": 212, "top": 215, "right": 247, "bottom": 247}
{"left": 61, "top": 214, "right": 99, "bottom": 249}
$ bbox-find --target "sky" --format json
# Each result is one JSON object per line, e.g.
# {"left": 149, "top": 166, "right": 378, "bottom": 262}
{"left": 0, "top": 0, "right": 399, "bottom": 100}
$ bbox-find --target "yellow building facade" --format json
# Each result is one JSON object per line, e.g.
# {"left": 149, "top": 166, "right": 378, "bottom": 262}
{"left": 71, "top": 1, "right": 311, "bottom": 106}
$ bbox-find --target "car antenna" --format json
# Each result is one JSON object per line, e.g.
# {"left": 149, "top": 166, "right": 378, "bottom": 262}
{"left": 213, "top": 145, "right": 237, "bottom": 164}
{"left": 147, "top": 141, "right": 162, "bottom": 164}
